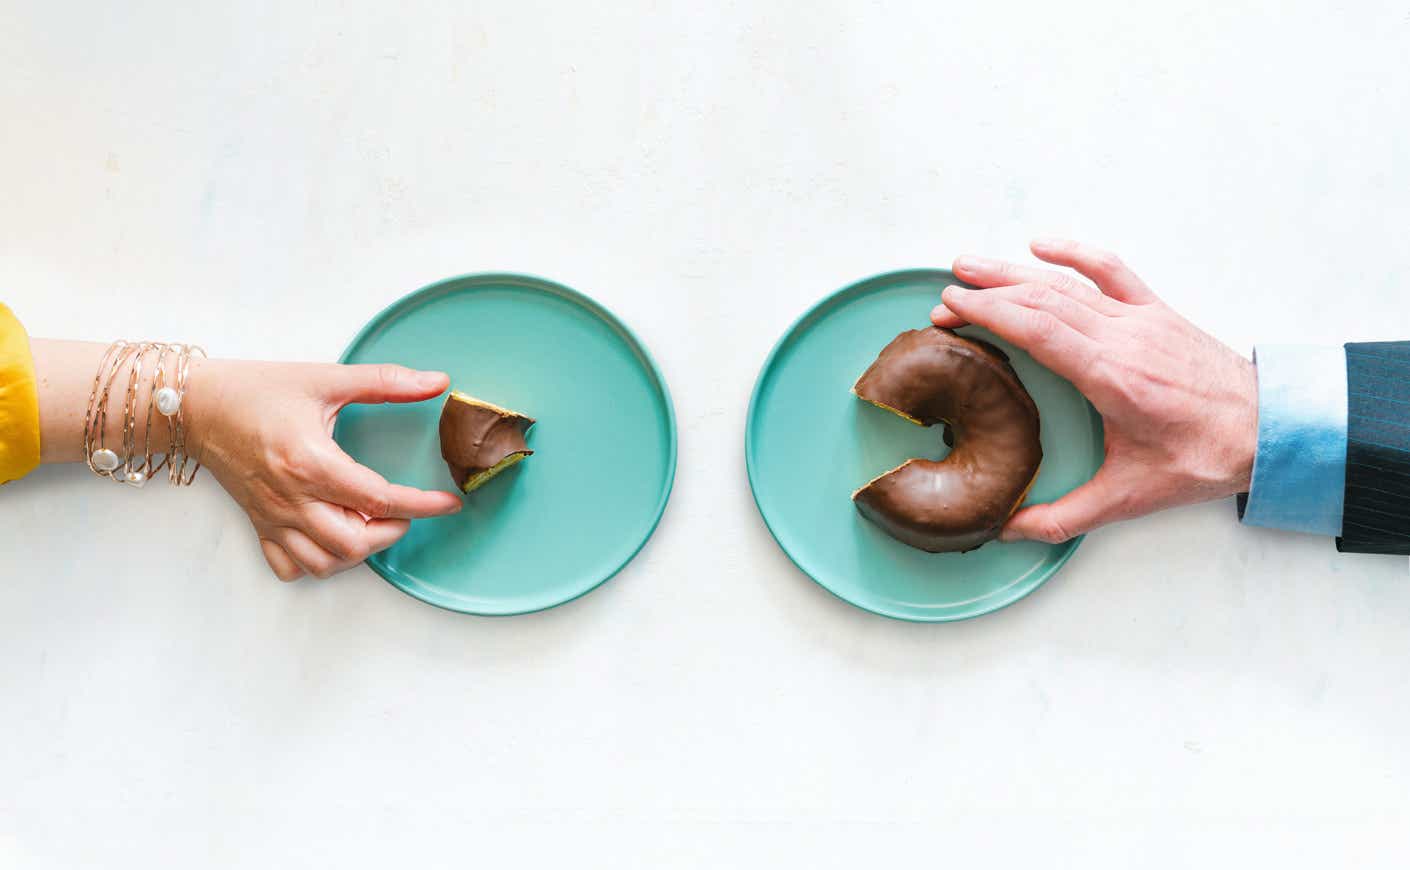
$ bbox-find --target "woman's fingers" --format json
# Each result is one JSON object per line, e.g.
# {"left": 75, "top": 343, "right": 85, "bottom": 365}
{"left": 315, "top": 451, "right": 462, "bottom": 519}
{"left": 278, "top": 527, "right": 346, "bottom": 579}
{"left": 303, "top": 502, "right": 411, "bottom": 564}
{"left": 939, "top": 285, "right": 1097, "bottom": 378}
{"left": 363, "top": 516, "right": 413, "bottom": 555}
{"left": 327, "top": 364, "right": 450, "bottom": 406}
{"left": 268, "top": 504, "right": 411, "bottom": 582}
{"left": 1030, "top": 238, "right": 1157, "bottom": 304}
{"left": 260, "top": 538, "right": 305, "bottom": 582}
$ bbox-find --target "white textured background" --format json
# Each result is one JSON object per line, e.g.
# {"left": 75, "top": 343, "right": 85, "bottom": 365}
{"left": 3, "top": 2, "right": 1409, "bottom": 867}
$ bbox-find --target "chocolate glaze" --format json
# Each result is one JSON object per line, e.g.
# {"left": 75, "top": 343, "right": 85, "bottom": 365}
{"left": 852, "top": 328, "right": 1041, "bottom": 553}
{"left": 438, "top": 391, "right": 535, "bottom": 493}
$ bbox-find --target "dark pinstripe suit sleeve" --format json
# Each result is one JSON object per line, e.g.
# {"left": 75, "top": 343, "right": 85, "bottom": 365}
{"left": 1338, "top": 341, "right": 1410, "bottom": 554}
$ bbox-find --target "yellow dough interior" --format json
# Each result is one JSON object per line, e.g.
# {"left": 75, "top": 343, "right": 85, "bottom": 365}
{"left": 449, "top": 389, "right": 520, "bottom": 417}
{"left": 461, "top": 451, "right": 528, "bottom": 493}
{"left": 851, "top": 389, "right": 924, "bottom": 426}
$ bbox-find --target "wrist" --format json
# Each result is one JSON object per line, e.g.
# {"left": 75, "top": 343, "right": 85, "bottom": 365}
{"left": 182, "top": 356, "right": 226, "bottom": 464}
{"left": 1220, "top": 355, "right": 1258, "bottom": 495}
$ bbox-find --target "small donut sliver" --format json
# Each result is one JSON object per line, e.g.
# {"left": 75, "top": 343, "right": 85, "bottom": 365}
{"left": 439, "top": 391, "right": 535, "bottom": 494}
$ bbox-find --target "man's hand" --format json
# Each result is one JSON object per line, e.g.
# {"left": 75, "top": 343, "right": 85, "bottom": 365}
{"left": 931, "top": 238, "right": 1258, "bottom": 544}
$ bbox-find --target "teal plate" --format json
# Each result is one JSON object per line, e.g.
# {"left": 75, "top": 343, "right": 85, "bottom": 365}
{"left": 335, "top": 274, "right": 676, "bottom": 615}
{"left": 746, "top": 269, "right": 1104, "bottom": 622}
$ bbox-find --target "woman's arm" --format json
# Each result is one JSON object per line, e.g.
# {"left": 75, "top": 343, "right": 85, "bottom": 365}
{"left": 28, "top": 338, "right": 461, "bottom": 580}
{"left": 31, "top": 339, "right": 137, "bottom": 462}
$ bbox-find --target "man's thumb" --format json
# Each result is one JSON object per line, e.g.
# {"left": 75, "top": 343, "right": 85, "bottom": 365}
{"left": 1002, "top": 477, "right": 1112, "bottom": 544}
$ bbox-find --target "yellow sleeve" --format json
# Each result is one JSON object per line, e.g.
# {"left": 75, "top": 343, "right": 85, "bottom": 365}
{"left": 0, "top": 304, "right": 41, "bottom": 484}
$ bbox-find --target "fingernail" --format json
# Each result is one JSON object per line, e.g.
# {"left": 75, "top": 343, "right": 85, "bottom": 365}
{"left": 930, "top": 304, "right": 949, "bottom": 322}
{"left": 1031, "top": 237, "right": 1063, "bottom": 250}
{"left": 422, "top": 371, "right": 449, "bottom": 388}
{"left": 941, "top": 285, "right": 968, "bottom": 302}
{"left": 999, "top": 528, "right": 1021, "bottom": 542}
{"left": 953, "top": 255, "right": 986, "bottom": 273}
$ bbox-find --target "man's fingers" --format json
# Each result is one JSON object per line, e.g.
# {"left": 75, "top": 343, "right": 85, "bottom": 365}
{"left": 930, "top": 303, "right": 967, "bottom": 328}
{"left": 1001, "top": 477, "right": 1115, "bottom": 544}
{"left": 316, "top": 453, "right": 462, "bottom": 519}
{"left": 934, "top": 254, "right": 1117, "bottom": 329}
{"left": 328, "top": 364, "right": 450, "bottom": 406}
{"left": 958, "top": 282, "right": 1106, "bottom": 337}
{"left": 936, "top": 282, "right": 1106, "bottom": 334}
{"left": 260, "top": 538, "right": 305, "bottom": 582}
{"left": 939, "top": 286, "right": 1096, "bottom": 377}
{"left": 1029, "top": 238, "right": 1157, "bottom": 304}
{"left": 953, "top": 255, "right": 1106, "bottom": 306}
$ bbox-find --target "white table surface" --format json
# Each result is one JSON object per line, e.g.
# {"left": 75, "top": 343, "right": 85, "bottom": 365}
{"left": 4, "top": 2, "right": 1409, "bottom": 867}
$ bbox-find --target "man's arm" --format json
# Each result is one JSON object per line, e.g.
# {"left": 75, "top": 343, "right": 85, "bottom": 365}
{"left": 926, "top": 238, "right": 1410, "bottom": 552}
{"left": 1340, "top": 342, "right": 1410, "bottom": 554}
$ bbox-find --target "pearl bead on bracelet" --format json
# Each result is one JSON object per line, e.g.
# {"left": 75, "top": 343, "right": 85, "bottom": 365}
{"left": 155, "top": 386, "right": 182, "bottom": 417}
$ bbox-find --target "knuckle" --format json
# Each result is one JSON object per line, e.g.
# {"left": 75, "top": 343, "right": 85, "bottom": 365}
{"left": 363, "top": 488, "right": 393, "bottom": 519}
{"left": 375, "top": 364, "right": 404, "bottom": 393}
{"left": 326, "top": 530, "right": 371, "bottom": 563}
{"left": 327, "top": 534, "right": 362, "bottom": 563}
{"left": 1090, "top": 250, "right": 1124, "bottom": 275}
{"left": 1035, "top": 516, "right": 1072, "bottom": 544}
{"left": 307, "top": 552, "right": 340, "bottom": 579}
{"left": 1025, "top": 309, "right": 1061, "bottom": 342}
{"left": 1115, "top": 369, "right": 1167, "bottom": 414}
{"left": 1020, "top": 283, "right": 1055, "bottom": 308}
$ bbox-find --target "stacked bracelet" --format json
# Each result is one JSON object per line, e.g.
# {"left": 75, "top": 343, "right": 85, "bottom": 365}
{"left": 83, "top": 340, "right": 207, "bottom": 487}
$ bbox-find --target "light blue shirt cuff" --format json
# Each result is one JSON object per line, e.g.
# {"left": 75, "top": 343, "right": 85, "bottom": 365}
{"left": 1239, "top": 345, "right": 1347, "bottom": 536}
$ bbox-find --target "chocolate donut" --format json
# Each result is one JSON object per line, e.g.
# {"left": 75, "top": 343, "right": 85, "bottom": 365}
{"left": 438, "top": 391, "right": 535, "bottom": 493}
{"left": 852, "top": 328, "right": 1041, "bottom": 553}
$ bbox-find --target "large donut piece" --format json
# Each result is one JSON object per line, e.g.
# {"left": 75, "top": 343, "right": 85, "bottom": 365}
{"left": 852, "top": 327, "right": 1042, "bottom": 553}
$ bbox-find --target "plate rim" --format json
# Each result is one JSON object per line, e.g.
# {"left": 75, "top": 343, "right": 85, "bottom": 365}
{"left": 744, "top": 267, "right": 1097, "bottom": 623}
{"left": 339, "top": 271, "right": 678, "bottom": 616}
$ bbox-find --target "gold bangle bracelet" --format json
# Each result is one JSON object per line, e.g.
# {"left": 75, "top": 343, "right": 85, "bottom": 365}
{"left": 83, "top": 339, "right": 207, "bottom": 488}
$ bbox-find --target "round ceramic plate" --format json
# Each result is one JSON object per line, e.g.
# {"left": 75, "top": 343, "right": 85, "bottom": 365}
{"left": 746, "top": 269, "right": 1104, "bottom": 622}
{"left": 335, "top": 274, "right": 676, "bottom": 615}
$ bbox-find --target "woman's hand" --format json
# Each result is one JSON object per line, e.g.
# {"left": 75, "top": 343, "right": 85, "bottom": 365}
{"left": 186, "top": 361, "right": 461, "bottom": 581}
{"left": 931, "top": 238, "right": 1257, "bottom": 544}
